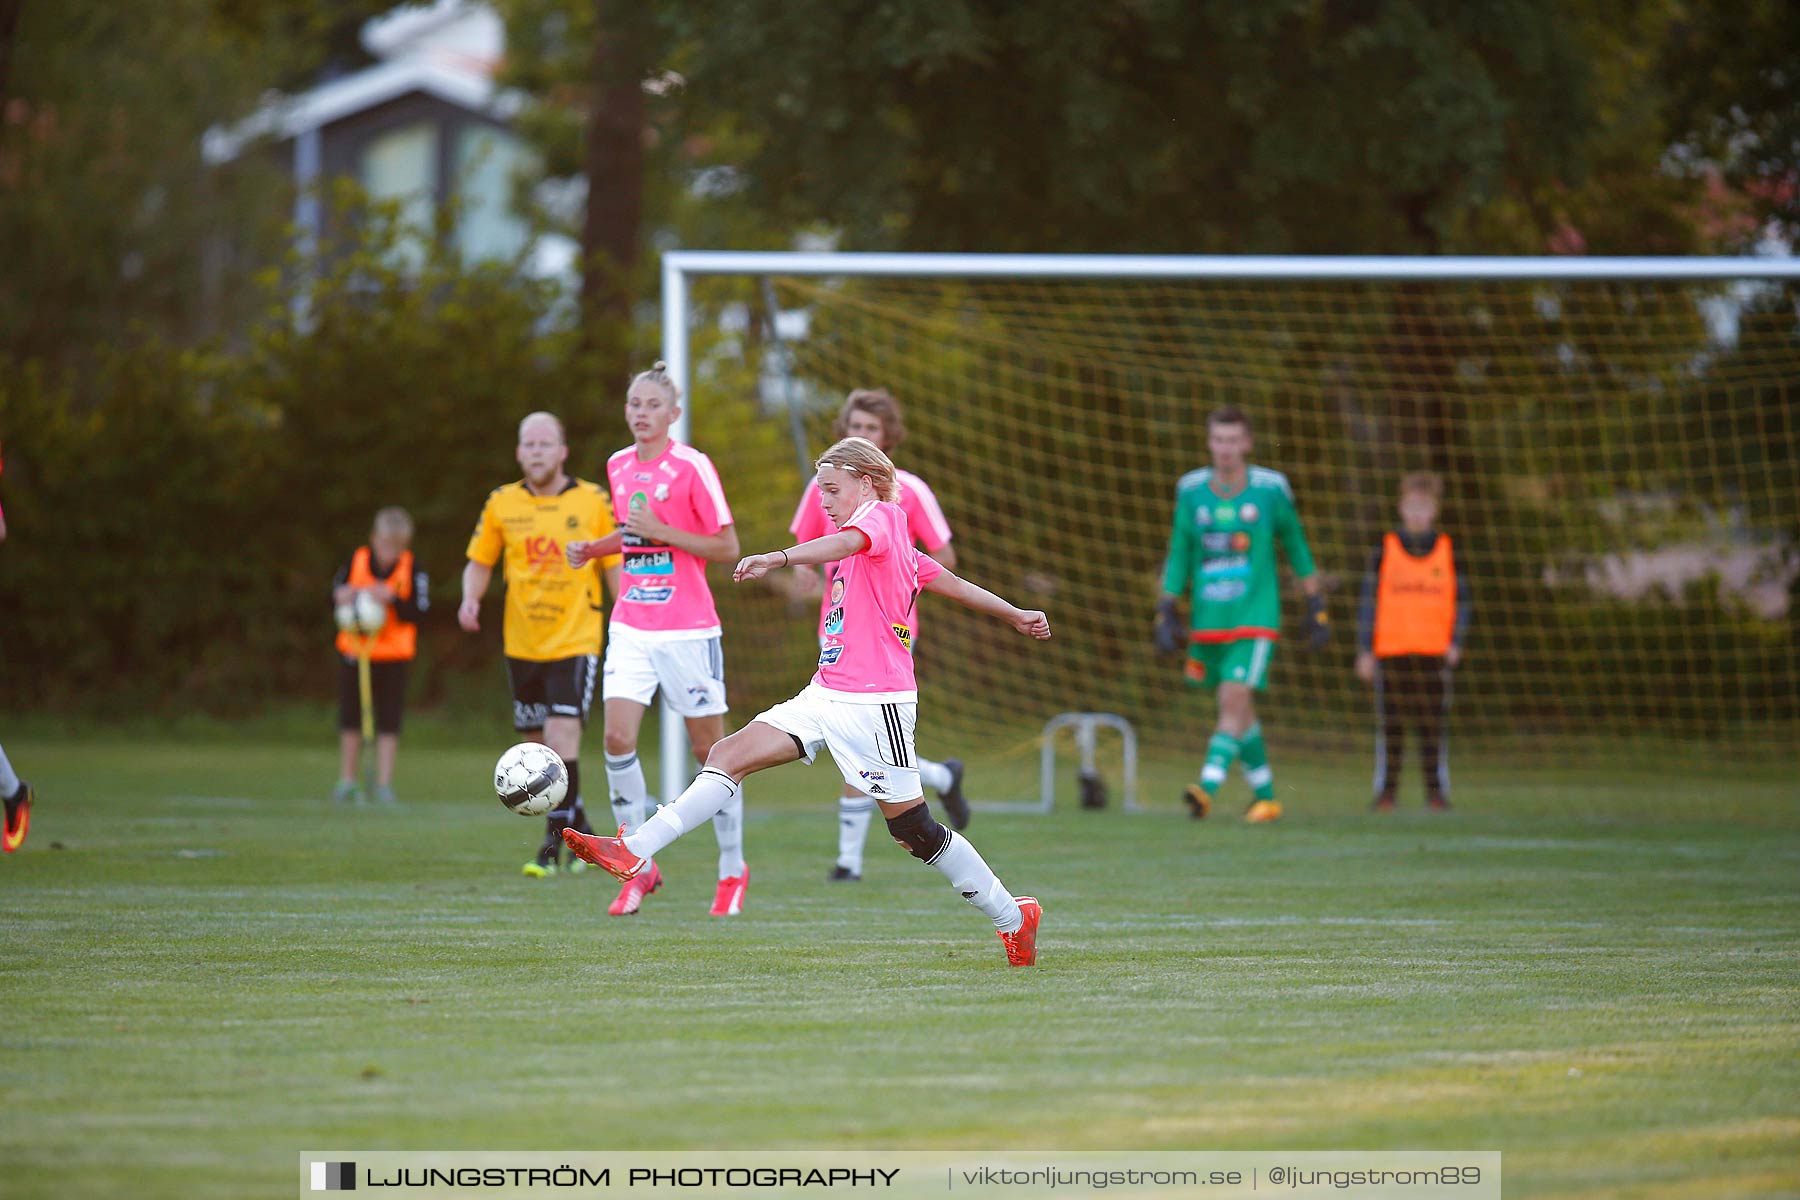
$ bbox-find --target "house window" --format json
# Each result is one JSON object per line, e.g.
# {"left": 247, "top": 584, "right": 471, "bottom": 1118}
{"left": 361, "top": 120, "right": 438, "bottom": 267}
{"left": 454, "top": 125, "right": 532, "bottom": 264}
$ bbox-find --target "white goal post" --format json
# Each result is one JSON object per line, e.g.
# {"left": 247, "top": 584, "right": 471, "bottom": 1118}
{"left": 656, "top": 250, "right": 1800, "bottom": 806}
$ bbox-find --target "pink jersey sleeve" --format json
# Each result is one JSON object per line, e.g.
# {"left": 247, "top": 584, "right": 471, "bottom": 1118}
{"left": 790, "top": 481, "right": 830, "bottom": 542}
{"left": 896, "top": 470, "right": 953, "bottom": 552}
{"left": 913, "top": 547, "right": 945, "bottom": 587}
{"left": 674, "top": 445, "right": 733, "bottom": 534}
{"left": 843, "top": 501, "right": 893, "bottom": 562}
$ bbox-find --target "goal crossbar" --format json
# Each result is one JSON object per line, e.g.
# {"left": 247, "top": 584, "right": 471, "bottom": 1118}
{"left": 667, "top": 251, "right": 1800, "bottom": 282}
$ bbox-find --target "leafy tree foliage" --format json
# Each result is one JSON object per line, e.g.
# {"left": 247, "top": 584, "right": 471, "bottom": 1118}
{"left": 0, "top": 191, "right": 607, "bottom": 711}
{"left": 630, "top": 0, "right": 1688, "bottom": 254}
{"left": 1657, "top": 0, "right": 1800, "bottom": 241}
{"left": 0, "top": 0, "right": 393, "bottom": 367}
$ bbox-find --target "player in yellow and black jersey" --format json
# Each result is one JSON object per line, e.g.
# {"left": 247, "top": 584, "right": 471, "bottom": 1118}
{"left": 460, "top": 411, "right": 623, "bottom": 876}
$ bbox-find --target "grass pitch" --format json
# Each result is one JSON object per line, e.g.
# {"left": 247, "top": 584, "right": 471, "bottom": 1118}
{"left": 1, "top": 732, "right": 1796, "bottom": 1199}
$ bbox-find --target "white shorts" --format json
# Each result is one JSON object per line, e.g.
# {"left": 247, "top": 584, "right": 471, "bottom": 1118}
{"left": 754, "top": 683, "right": 921, "bottom": 802}
{"left": 602, "top": 623, "right": 729, "bottom": 718}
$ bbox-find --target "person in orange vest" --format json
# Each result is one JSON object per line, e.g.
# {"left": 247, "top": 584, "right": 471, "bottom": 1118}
{"left": 332, "top": 507, "right": 429, "bottom": 805}
{"left": 1355, "top": 472, "right": 1469, "bottom": 811}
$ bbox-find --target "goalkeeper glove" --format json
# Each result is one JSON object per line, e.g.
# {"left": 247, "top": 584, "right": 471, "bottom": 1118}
{"left": 1305, "top": 593, "right": 1331, "bottom": 650}
{"left": 1153, "top": 598, "right": 1185, "bottom": 657}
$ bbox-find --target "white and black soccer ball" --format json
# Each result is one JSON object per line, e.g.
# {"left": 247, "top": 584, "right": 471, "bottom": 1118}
{"left": 493, "top": 742, "right": 568, "bottom": 817}
{"left": 351, "top": 590, "right": 388, "bottom": 635}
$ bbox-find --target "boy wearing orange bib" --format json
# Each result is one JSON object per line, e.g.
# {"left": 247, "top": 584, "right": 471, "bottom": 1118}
{"left": 333, "top": 507, "right": 429, "bottom": 805}
{"left": 1355, "top": 473, "right": 1470, "bottom": 811}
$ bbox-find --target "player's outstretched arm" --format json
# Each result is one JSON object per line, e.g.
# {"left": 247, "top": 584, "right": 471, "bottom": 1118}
{"left": 566, "top": 530, "right": 626, "bottom": 568}
{"left": 923, "top": 569, "right": 1051, "bottom": 639}
{"left": 620, "top": 508, "right": 740, "bottom": 563}
{"left": 733, "top": 530, "right": 871, "bottom": 582}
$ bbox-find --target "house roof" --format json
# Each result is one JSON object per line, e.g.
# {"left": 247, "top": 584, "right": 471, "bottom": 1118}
{"left": 203, "top": 54, "right": 523, "bottom": 165}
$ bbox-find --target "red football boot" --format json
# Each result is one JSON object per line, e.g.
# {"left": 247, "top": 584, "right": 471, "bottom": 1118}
{"left": 561, "top": 825, "right": 647, "bottom": 881}
{"left": 998, "top": 896, "right": 1042, "bottom": 967}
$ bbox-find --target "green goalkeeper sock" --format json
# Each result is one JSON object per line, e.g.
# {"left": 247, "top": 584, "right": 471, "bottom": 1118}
{"left": 1238, "top": 723, "right": 1276, "bottom": 801}
{"left": 1198, "top": 730, "right": 1240, "bottom": 795}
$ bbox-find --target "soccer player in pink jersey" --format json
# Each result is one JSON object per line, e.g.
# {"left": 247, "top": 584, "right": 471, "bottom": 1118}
{"left": 565, "top": 363, "right": 745, "bottom": 917}
{"left": 787, "top": 390, "right": 969, "bottom": 882}
{"left": 566, "top": 437, "right": 1051, "bottom": 966}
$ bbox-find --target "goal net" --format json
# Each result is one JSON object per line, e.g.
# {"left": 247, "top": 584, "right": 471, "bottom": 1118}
{"left": 665, "top": 256, "right": 1800, "bottom": 787}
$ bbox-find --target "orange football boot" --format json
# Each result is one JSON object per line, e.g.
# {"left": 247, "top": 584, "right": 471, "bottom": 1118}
{"left": 998, "top": 896, "right": 1042, "bottom": 967}
{"left": 709, "top": 864, "right": 749, "bottom": 916}
{"left": 607, "top": 861, "right": 664, "bottom": 915}
{"left": 561, "top": 825, "right": 647, "bottom": 881}
{"left": 2, "top": 781, "right": 31, "bottom": 853}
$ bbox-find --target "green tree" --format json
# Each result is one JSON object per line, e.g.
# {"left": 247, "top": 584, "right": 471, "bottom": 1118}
{"left": 494, "top": 0, "right": 663, "bottom": 376}
{"left": 657, "top": 0, "right": 1657, "bottom": 254}
{"left": 0, "top": 0, "right": 389, "bottom": 368}
{"left": 1657, "top": 0, "right": 1800, "bottom": 242}
{"left": 0, "top": 1, "right": 21, "bottom": 113}
{"left": 0, "top": 188, "right": 607, "bottom": 713}
{"left": 493, "top": 1, "right": 1754, "bottom": 260}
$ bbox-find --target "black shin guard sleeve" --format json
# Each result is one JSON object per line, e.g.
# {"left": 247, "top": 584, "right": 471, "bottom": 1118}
{"left": 885, "top": 803, "right": 951, "bottom": 863}
{"left": 549, "top": 758, "right": 580, "bottom": 825}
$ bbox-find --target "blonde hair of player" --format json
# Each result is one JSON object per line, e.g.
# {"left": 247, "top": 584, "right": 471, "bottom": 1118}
{"left": 371, "top": 506, "right": 414, "bottom": 546}
{"left": 630, "top": 361, "right": 682, "bottom": 403}
{"left": 1400, "top": 470, "right": 1444, "bottom": 501}
{"left": 816, "top": 436, "right": 899, "bottom": 503}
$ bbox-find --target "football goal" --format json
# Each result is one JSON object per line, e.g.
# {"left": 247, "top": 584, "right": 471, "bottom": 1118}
{"left": 655, "top": 252, "right": 1800, "bottom": 804}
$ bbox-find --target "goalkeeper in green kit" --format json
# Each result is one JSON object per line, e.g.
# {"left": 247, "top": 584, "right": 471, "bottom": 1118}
{"left": 1155, "top": 407, "right": 1328, "bottom": 822}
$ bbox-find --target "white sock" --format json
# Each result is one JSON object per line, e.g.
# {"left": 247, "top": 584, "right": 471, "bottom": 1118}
{"left": 918, "top": 757, "right": 953, "bottom": 794}
{"left": 625, "top": 769, "right": 739, "bottom": 860}
{"left": 0, "top": 746, "right": 18, "bottom": 798}
{"left": 928, "top": 830, "right": 1022, "bottom": 933}
{"left": 836, "top": 792, "right": 876, "bottom": 872}
{"left": 712, "top": 786, "right": 746, "bottom": 880}
{"left": 606, "top": 751, "right": 648, "bottom": 840}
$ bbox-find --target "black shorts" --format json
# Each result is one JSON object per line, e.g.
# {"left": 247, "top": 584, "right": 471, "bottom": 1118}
{"left": 338, "top": 658, "right": 408, "bottom": 735}
{"left": 506, "top": 654, "right": 598, "bottom": 732}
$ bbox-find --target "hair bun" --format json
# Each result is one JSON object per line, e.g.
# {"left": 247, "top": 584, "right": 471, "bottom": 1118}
{"left": 653, "top": 360, "right": 668, "bottom": 372}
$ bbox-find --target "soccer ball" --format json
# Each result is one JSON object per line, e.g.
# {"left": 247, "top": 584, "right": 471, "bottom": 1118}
{"left": 493, "top": 742, "right": 568, "bottom": 817}
{"left": 351, "top": 590, "right": 388, "bottom": 635}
